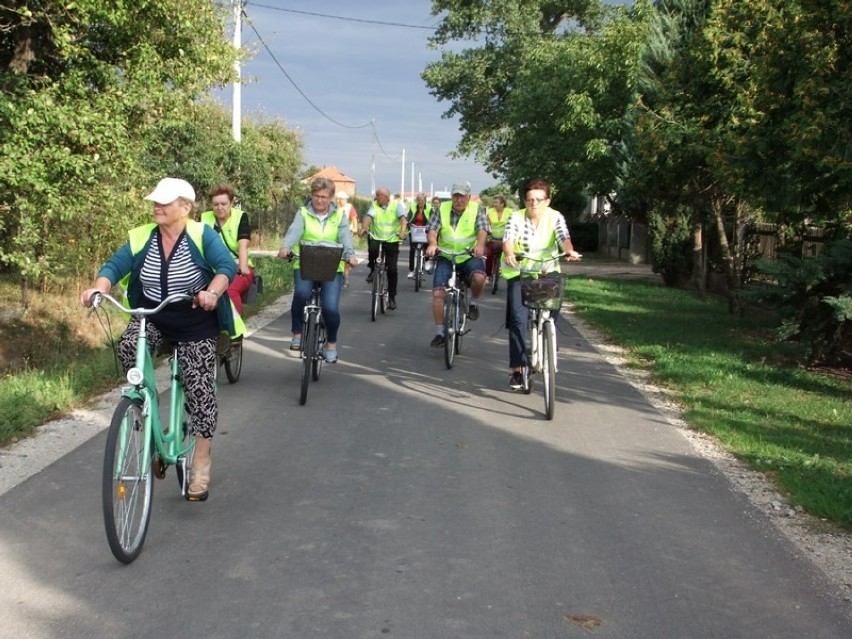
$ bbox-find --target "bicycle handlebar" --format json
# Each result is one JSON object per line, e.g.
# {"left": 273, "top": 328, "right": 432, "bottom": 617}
{"left": 90, "top": 291, "right": 195, "bottom": 315}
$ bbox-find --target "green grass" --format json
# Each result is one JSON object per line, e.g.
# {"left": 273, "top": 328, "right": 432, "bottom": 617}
{"left": 568, "top": 276, "right": 852, "bottom": 527}
{"left": 0, "top": 256, "right": 292, "bottom": 446}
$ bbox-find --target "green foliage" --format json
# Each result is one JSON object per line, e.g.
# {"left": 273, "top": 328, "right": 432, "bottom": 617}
{"left": 0, "top": 1, "right": 305, "bottom": 292}
{"left": 745, "top": 240, "right": 852, "bottom": 364}
{"left": 648, "top": 208, "right": 693, "bottom": 286}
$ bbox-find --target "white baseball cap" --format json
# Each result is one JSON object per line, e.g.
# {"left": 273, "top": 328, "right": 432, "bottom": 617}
{"left": 144, "top": 178, "right": 196, "bottom": 204}
{"left": 335, "top": 191, "right": 349, "bottom": 199}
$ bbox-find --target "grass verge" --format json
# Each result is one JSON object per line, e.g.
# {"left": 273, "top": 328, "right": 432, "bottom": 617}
{"left": 568, "top": 275, "right": 852, "bottom": 528}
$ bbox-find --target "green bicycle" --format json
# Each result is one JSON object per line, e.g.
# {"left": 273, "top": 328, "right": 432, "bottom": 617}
{"left": 91, "top": 291, "right": 198, "bottom": 564}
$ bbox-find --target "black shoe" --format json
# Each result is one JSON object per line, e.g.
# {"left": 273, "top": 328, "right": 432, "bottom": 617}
{"left": 387, "top": 298, "right": 396, "bottom": 310}
{"left": 468, "top": 303, "right": 479, "bottom": 321}
{"left": 366, "top": 272, "right": 374, "bottom": 283}
{"left": 430, "top": 334, "right": 445, "bottom": 348}
{"left": 509, "top": 371, "right": 524, "bottom": 390}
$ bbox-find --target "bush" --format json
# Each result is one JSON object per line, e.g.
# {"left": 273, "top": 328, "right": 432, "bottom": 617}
{"left": 745, "top": 239, "right": 851, "bottom": 365}
{"left": 648, "top": 210, "right": 694, "bottom": 287}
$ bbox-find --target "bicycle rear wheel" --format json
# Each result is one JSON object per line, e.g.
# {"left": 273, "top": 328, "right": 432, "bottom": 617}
{"left": 300, "top": 313, "right": 317, "bottom": 405}
{"left": 312, "top": 319, "right": 325, "bottom": 381}
{"left": 542, "top": 320, "right": 557, "bottom": 419}
{"left": 102, "top": 396, "right": 153, "bottom": 564}
{"left": 443, "top": 293, "right": 456, "bottom": 369}
{"left": 224, "top": 339, "right": 243, "bottom": 383}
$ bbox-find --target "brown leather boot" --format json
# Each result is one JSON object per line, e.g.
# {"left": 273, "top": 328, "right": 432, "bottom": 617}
{"left": 187, "top": 436, "right": 212, "bottom": 501}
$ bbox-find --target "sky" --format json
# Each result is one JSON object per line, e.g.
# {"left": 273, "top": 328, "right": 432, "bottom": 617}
{"left": 222, "top": 0, "right": 496, "bottom": 197}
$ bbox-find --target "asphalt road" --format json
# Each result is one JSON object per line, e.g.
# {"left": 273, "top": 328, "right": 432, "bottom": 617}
{"left": 1, "top": 259, "right": 850, "bottom": 638}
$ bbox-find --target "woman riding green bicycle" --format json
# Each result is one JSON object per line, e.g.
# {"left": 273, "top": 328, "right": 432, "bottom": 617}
{"left": 81, "top": 177, "right": 241, "bottom": 502}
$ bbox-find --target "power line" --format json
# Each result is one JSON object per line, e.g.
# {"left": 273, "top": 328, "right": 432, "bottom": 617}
{"left": 246, "top": 2, "right": 438, "bottom": 30}
{"left": 242, "top": 10, "right": 372, "bottom": 130}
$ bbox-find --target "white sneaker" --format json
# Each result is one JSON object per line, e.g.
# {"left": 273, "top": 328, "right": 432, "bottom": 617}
{"left": 407, "top": 271, "right": 414, "bottom": 279}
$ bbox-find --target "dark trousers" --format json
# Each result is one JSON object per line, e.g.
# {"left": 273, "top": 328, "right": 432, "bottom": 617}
{"left": 368, "top": 239, "right": 400, "bottom": 298}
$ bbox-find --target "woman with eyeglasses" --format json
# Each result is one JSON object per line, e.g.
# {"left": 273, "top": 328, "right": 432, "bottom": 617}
{"left": 501, "top": 178, "right": 582, "bottom": 390}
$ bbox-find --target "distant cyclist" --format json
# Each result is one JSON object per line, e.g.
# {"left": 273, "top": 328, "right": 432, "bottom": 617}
{"left": 407, "top": 193, "right": 430, "bottom": 279}
{"left": 424, "top": 181, "right": 488, "bottom": 348}
{"left": 361, "top": 186, "right": 408, "bottom": 311}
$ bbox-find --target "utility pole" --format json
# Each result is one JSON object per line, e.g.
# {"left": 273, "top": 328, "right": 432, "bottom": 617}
{"left": 232, "top": 0, "right": 242, "bottom": 143}
{"left": 370, "top": 121, "right": 376, "bottom": 196}
{"left": 410, "top": 161, "right": 415, "bottom": 199}
{"left": 400, "top": 148, "right": 405, "bottom": 201}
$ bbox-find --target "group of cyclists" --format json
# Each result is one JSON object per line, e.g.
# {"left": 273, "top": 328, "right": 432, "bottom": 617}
{"left": 283, "top": 176, "right": 581, "bottom": 391}
{"left": 81, "top": 175, "right": 579, "bottom": 502}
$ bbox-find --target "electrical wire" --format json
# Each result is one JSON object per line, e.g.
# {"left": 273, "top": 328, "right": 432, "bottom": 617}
{"left": 246, "top": 2, "right": 438, "bottom": 30}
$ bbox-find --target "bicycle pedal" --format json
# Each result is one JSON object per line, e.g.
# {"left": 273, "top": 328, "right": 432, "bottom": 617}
{"left": 152, "top": 457, "right": 167, "bottom": 480}
{"left": 186, "top": 490, "right": 209, "bottom": 502}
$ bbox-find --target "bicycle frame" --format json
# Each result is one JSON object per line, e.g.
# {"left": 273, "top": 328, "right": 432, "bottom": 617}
{"left": 97, "top": 294, "right": 196, "bottom": 483}
{"left": 438, "top": 248, "right": 473, "bottom": 368}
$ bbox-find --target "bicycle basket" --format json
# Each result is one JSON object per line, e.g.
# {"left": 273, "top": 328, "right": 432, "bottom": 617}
{"left": 410, "top": 226, "right": 428, "bottom": 243}
{"left": 299, "top": 243, "right": 344, "bottom": 281}
{"left": 520, "top": 274, "right": 565, "bottom": 310}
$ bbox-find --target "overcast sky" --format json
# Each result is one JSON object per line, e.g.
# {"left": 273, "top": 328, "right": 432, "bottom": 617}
{"left": 222, "top": 1, "right": 497, "bottom": 196}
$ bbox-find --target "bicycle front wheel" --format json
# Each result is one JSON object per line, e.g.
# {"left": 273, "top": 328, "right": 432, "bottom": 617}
{"left": 300, "top": 313, "right": 317, "bottom": 405}
{"left": 371, "top": 272, "right": 380, "bottom": 321}
{"left": 224, "top": 339, "right": 243, "bottom": 384}
{"left": 443, "top": 293, "right": 457, "bottom": 369}
{"left": 542, "top": 320, "right": 557, "bottom": 419}
{"left": 102, "top": 397, "right": 153, "bottom": 564}
{"left": 312, "top": 319, "right": 325, "bottom": 381}
{"left": 491, "top": 260, "right": 501, "bottom": 295}
{"left": 414, "top": 248, "right": 423, "bottom": 292}
{"left": 379, "top": 269, "right": 387, "bottom": 314}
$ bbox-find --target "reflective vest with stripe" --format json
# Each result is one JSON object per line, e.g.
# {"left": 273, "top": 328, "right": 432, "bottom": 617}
{"left": 369, "top": 199, "right": 402, "bottom": 242}
{"left": 438, "top": 201, "right": 479, "bottom": 263}
{"left": 502, "top": 208, "right": 561, "bottom": 280}
{"left": 487, "top": 207, "right": 510, "bottom": 240}
{"left": 124, "top": 221, "right": 245, "bottom": 337}
{"left": 200, "top": 208, "right": 254, "bottom": 268}
{"left": 294, "top": 207, "right": 345, "bottom": 273}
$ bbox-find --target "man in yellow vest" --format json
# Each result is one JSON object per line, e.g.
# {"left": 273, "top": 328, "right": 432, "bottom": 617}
{"left": 486, "top": 194, "right": 511, "bottom": 282}
{"left": 200, "top": 184, "right": 254, "bottom": 318}
{"left": 424, "top": 181, "right": 489, "bottom": 348}
{"left": 360, "top": 186, "right": 408, "bottom": 310}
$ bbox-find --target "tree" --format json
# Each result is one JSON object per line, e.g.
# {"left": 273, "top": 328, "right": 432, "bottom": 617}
{"left": 0, "top": 0, "right": 237, "bottom": 301}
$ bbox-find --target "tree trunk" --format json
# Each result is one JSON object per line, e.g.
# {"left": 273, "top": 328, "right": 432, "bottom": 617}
{"left": 711, "top": 197, "right": 742, "bottom": 316}
{"left": 691, "top": 222, "right": 706, "bottom": 298}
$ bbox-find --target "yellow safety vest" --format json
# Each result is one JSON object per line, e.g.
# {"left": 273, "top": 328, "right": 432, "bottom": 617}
{"left": 369, "top": 199, "right": 403, "bottom": 242}
{"left": 294, "top": 207, "right": 345, "bottom": 273}
{"left": 487, "top": 207, "right": 511, "bottom": 240}
{"left": 438, "top": 201, "right": 479, "bottom": 263}
{"left": 200, "top": 208, "right": 255, "bottom": 268}
{"left": 502, "top": 208, "right": 561, "bottom": 280}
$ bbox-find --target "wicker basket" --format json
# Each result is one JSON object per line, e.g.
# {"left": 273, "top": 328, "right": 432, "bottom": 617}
{"left": 521, "top": 273, "right": 565, "bottom": 310}
{"left": 299, "top": 243, "right": 343, "bottom": 281}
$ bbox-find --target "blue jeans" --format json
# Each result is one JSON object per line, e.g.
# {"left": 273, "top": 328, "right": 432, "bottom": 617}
{"left": 505, "top": 277, "right": 560, "bottom": 369}
{"left": 432, "top": 255, "right": 486, "bottom": 289}
{"left": 292, "top": 270, "right": 343, "bottom": 343}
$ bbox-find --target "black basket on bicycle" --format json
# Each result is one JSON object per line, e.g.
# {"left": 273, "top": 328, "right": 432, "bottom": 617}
{"left": 299, "top": 243, "right": 344, "bottom": 281}
{"left": 520, "top": 273, "right": 565, "bottom": 310}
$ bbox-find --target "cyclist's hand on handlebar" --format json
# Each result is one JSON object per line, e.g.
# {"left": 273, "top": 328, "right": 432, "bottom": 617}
{"left": 277, "top": 247, "right": 290, "bottom": 260}
{"left": 81, "top": 288, "right": 103, "bottom": 308}
{"left": 472, "top": 244, "right": 485, "bottom": 259}
{"left": 426, "top": 245, "right": 438, "bottom": 258}
{"left": 346, "top": 257, "right": 359, "bottom": 267}
{"left": 565, "top": 250, "right": 582, "bottom": 261}
{"left": 192, "top": 290, "right": 220, "bottom": 312}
